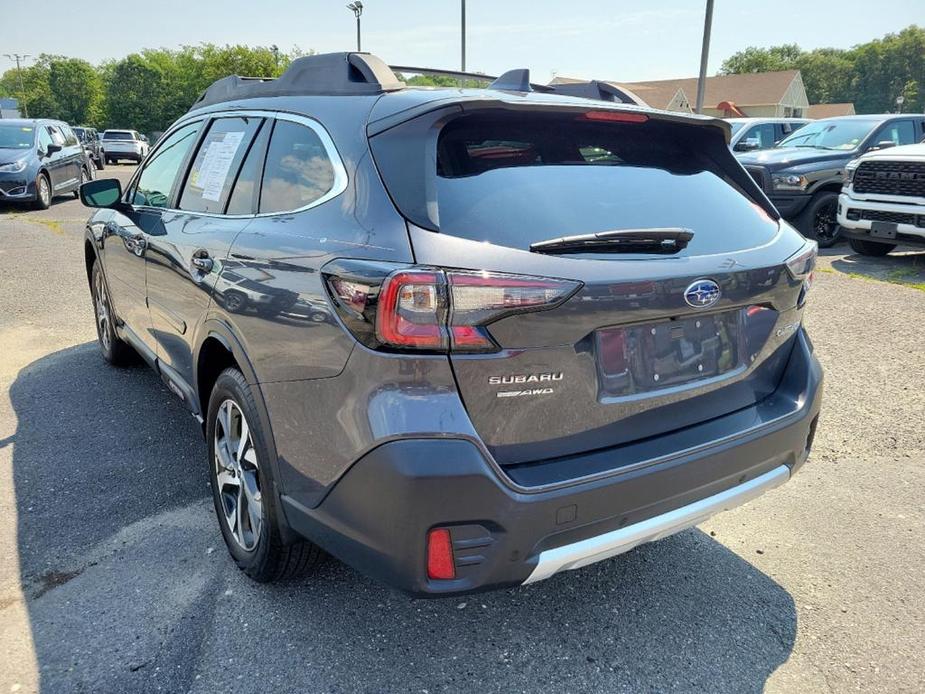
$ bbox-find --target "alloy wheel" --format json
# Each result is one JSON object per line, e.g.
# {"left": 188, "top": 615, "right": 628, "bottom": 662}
{"left": 214, "top": 399, "right": 263, "bottom": 551}
{"left": 813, "top": 200, "right": 839, "bottom": 244}
{"left": 38, "top": 176, "right": 50, "bottom": 207}
{"left": 94, "top": 271, "right": 112, "bottom": 352}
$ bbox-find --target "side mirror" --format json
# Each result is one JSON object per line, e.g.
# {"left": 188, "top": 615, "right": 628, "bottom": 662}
{"left": 734, "top": 138, "right": 761, "bottom": 152}
{"left": 80, "top": 178, "right": 124, "bottom": 209}
{"left": 869, "top": 140, "right": 896, "bottom": 152}
{"left": 45, "top": 143, "right": 62, "bottom": 156}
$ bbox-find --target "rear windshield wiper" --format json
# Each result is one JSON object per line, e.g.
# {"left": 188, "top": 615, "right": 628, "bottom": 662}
{"left": 529, "top": 228, "right": 694, "bottom": 255}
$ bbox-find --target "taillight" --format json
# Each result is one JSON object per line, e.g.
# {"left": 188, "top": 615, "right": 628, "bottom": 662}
{"left": 785, "top": 239, "right": 817, "bottom": 306}
{"left": 578, "top": 110, "right": 649, "bottom": 123}
{"left": 376, "top": 271, "right": 448, "bottom": 350}
{"left": 324, "top": 261, "right": 580, "bottom": 353}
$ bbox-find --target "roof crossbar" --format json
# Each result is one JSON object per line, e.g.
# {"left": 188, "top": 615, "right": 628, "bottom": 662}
{"left": 190, "top": 52, "right": 405, "bottom": 110}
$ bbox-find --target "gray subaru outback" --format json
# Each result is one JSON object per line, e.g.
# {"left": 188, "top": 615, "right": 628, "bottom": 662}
{"left": 79, "top": 53, "right": 823, "bottom": 596}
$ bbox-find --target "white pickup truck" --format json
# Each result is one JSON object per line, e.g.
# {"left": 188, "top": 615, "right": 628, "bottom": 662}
{"left": 101, "top": 129, "right": 149, "bottom": 165}
{"left": 839, "top": 143, "right": 925, "bottom": 256}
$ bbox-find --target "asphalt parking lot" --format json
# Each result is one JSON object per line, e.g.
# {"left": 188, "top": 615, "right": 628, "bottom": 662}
{"left": 1, "top": 168, "right": 923, "bottom": 693}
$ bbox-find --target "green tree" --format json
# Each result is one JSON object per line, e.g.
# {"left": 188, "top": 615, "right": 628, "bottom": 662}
{"left": 719, "top": 44, "right": 802, "bottom": 74}
{"left": 104, "top": 54, "right": 167, "bottom": 132}
{"left": 48, "top": 58, "right": 103, "bottom": 125}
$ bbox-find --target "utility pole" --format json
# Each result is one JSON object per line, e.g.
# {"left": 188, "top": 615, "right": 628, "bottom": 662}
{"left": 270, "top": 44, "right": 280, "bottom": 72}
{"left": 461, "top": 0, "right": 466, "bottom": 72}
{"left": 347, "top": 2, "right": 364, "bottom": 52}
{"left": 4, "top": 53, "right": 30, "bottom": 118}
{"left": 694, "top": 0, "right": 714, "bottom": 114}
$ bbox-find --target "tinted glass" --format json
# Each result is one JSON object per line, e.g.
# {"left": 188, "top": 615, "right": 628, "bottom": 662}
{"left": 742, "top": 123, "right": 776, "bottom": 149}
{"left": 48, "top": 126, "right": 66, "bottom": 146}
{"left": 380, "top": 111, "right": 778, "bottom": 255}
{"left": 61, "top": 125, "right": 79, "bottom": 146}
{"left": 104, "top": 131, "right": 134, "bottom": 140}
{"left": 0, "top": 124, "right": 34, "bottom": 149}
{"left": 226, "top": 122, "right": 270, "bottom": 215}
{"left": 778, "top": 119, "right": 878, "bottom": 150}
{"left": 133, "top": 122, "right": 202, "bottom": 208}
{"left": 259, "top": 119, "right": 335, "bottom": 214}
{"left": 179, "top": 116, "right": 263, "bottom": 214}
{"left": 875, "top": 120, "right": 916, "bottom": 146}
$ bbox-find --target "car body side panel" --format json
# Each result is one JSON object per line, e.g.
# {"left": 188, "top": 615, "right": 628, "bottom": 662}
{"left": 212, "top": 125, "right": 414, "bottom": 384}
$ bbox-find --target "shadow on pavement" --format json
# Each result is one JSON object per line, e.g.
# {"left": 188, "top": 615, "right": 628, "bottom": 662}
{"left": 822, "top": 245, "right": 925, "bottom": 286}
{"left": 10, "top": 343, "right": 797, "bottom": 693}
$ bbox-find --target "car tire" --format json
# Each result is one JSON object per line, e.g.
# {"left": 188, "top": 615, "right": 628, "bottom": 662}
{"left": 74, "top": 167, "right": 88, "bottom": 198}
{"left": 207, "top": 368, "right": 323, "bottom": 583}
{"left": 96, "top": 155, "right": 105, "bottom": 170}
{"left": 223, "top": 290, "right": 247, "bottom": 313}
{"left": 90, "top": 260, "right": 137, "bottom": 366}
{"left": 848, "top": 238, "right": 896, "bottom": 257}
{"left": 32, "top": 173, "right": 51, "bottom": 210}
{"left": 797, "top": 191, "right": 841, "bottom": 248}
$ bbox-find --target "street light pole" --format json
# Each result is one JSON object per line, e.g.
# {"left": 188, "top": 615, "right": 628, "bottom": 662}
{"left": 461, "top": 0, "right": 466, "bottom": 72}
{"left": 694, "top": 0, "right": 714, "bottom": 114}
{"left": 3, "top": 53, "right": 30, "bottom": 118}
{"left": 347, "top": 2, "right": 364, "bottom": 52}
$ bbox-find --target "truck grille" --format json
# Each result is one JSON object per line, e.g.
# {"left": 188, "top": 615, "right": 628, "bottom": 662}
{"left": 846, "top": 208, "right": 925, "bottom": 228}
{"left": 853, "top": 160, "right": 925, "bottom": 197}
{"left": 743, "top": 165, "right": 770, "bottom": 193}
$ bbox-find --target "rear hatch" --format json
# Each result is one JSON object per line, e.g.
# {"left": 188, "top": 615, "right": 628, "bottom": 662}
{"left": 369, "top": 101, "right": 809, "bottom": 466}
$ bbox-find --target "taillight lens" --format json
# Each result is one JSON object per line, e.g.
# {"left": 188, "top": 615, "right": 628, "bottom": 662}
{"left": 376, "top": 271, "right": 448, "bottom": 350}
{"left": 324, "top": 262, "right": 580, "bottom": 353}
{"left": 785, "top": 239, "right": 817, "bottom": 304}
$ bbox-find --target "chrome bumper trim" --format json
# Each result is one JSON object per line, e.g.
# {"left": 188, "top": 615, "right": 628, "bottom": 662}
{"left": 523, "top": 464, "right": 790, "bottom": 584}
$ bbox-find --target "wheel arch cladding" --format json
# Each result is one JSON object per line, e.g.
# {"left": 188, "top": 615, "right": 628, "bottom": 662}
{"left": 84, "top": 238, "right": 97, "bottom": 288}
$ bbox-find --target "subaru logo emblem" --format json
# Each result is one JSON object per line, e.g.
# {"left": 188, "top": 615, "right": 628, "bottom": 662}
{"left": 684, "top": 279, "right": 721, "bottom": 308}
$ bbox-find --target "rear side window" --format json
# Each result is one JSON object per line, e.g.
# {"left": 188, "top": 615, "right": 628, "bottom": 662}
{"left": 179, "top": 116, "right": 263, "bottom": 214}
{"left": 133, "top": 122, "right": 202, "bottom": 208}
{"left": 372, "top": 111, "right": 778, "bottom": 256}
{"left": 226, "top": 122, "right": 270, "bottom": 215}
{"left": 259, "top": 119, "right": 336, "bottom": 214}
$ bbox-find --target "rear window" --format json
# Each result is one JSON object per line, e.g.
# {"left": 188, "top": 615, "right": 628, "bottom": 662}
{"left": 104, "top": 131, "right": 134, "bottom": 140}
{"left": 371, "top": 111, "right": 778, "bottom": 256}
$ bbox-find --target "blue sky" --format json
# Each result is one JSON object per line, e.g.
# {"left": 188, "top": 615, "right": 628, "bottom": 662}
{"left": 1, "top": 0, "right": 922, "bottom": 82}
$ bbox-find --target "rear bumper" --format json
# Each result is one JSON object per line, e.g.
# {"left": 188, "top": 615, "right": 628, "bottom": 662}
{"left": 282, "top": 330, "right": 823, "bottom": 596}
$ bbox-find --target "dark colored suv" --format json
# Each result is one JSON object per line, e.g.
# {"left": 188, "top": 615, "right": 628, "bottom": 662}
{"left": 73, "top": 126, "right": 105, "bottom": 170}
{"left": 80, "top": 53, "right": 823, "bottom": 596}
{"left": 737, "top": 114, "right": 925, "bottom": 247}
{"left": 0, "top": 118, "right": 91, "bottom": 209}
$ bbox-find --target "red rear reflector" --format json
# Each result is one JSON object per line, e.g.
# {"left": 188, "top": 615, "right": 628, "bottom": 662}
{"left": 580, "top": 111, "right": 649, "bottom": 123}
{"left": 427, "top": 528, "right": 456, "bottom": 580}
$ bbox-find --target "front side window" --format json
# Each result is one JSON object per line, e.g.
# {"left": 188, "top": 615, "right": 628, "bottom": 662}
{"left": 874, "top": 120, "right": 915, "bottom": 147}
{"left": 179, "top": 116, "right": 264, "bottom": 214}
{"left": 742, "top": 123, "right": 776, "bottom": 149}
{"left": 48, "top": 126, "right": 66, "bottom": 146}
{"left": 259, "top": 119, "right": 336, "bottom": 214}
{"left": 133, "top": 122, "right": 202, "bottom": 208}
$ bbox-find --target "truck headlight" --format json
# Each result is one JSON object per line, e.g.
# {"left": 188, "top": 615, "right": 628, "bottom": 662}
{"left": 0, "top": 159, "right": 27, "bottom": 173}
{"left": 772, "top": 174, "right": 809, "bottom": 191}
{"left": 843, "top": 161, "right": 860, "bottom": 187}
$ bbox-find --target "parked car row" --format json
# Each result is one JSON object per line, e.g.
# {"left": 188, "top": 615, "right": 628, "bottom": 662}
{"left": 0, "top": 119, "right": 93, "bottom": 209}
{"left": 734, "top": 114, "right": 925, "bottom": 251}
{"left": 0, "top": 119, "right": 151, "bottom": 208}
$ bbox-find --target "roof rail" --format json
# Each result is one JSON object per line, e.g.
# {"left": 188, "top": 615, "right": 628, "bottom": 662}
{"left": 190, "top": 52, "right": 405, "bottom": 110}
{"left": 390, "top": 65, "right": 496, "bottom": 83}
{"left": 545, "top": 80, "right": 647, "bottom": 106}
